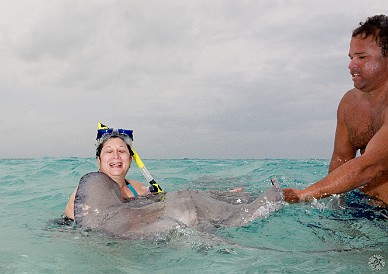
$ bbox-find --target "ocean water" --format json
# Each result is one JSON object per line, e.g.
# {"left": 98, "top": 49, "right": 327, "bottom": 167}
{"left": 1, "top": 158, "right": 387, "bottom": 273}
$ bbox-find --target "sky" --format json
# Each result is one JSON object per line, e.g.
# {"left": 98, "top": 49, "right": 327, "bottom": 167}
{"left": 0, "top": 1, "right": 387, "bottom": 159}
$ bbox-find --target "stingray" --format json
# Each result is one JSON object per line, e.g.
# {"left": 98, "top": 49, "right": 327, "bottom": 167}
{"left": 74, "top": 172, "right": 284, "bottom": 240}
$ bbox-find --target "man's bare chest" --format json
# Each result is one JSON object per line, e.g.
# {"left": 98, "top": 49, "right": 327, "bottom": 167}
{"left": 345, "top": 111, "right": 382, "bottom": 150}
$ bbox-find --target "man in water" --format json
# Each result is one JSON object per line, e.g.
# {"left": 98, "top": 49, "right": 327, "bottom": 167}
{"left": 283, "top": 15, "right": 388, "bottom": 207}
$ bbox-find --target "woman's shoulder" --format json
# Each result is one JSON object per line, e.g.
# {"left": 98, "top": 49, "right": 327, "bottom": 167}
{"left": 126, "top": 179, "right": 150, "bottom": 195}
{"left": 125, "top": 178, "right": 144, "bottom": 186}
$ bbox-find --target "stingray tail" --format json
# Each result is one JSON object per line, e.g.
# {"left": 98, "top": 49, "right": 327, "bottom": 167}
{"left": 247, "top": 178, "right": 284, "bottom": 221}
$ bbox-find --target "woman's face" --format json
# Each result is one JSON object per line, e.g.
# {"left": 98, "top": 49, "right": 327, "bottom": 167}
{"left": 97, "top": 137, "right": 132, "bottom": 182}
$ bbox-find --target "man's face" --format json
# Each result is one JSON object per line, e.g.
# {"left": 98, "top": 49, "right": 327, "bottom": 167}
{"left": 348, "top": 35, "right": 388, "bottom": 92}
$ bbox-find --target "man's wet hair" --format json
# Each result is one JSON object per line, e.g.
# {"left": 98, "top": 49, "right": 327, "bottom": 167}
{"left": 352, "top": 14, "right": 388, "bottom": 57}
{"left": 96, "top": 136, "right": 134, "bottom": 158}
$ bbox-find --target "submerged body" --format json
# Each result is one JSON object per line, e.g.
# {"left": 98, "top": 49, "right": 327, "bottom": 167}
{"left": 74, "top": 172, "right": 284, "bottom": 239}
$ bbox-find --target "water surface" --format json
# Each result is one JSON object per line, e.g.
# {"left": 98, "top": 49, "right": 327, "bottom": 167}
{"left": 1, "top": 158, "right": 387, "bottom": 273}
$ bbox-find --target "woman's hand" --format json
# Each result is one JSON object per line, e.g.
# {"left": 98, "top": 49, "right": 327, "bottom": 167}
{"left": 229, "top": 187, "right": 244, "bottom": 193}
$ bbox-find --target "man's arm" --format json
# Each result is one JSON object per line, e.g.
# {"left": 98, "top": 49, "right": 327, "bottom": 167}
{"left": 284, "top": 103, "right": 388, "bottom": 203}
{"left": 329, "top": 94, "right": 357, "bottom": 173}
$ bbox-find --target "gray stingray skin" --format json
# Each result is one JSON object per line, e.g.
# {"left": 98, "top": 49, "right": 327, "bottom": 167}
{"left": 74, "top": 172, "right": 284, "bottom": 239}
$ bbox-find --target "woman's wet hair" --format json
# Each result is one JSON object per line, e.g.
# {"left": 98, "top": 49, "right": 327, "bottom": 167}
{"left": 96, "top": 136, "right": 134, "bottom": 158}
{"left": 352, "top": 14, "right": 388, "bottom": 57}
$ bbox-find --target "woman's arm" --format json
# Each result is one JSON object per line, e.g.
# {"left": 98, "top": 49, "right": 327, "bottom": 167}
{"left": 64, "top": 186, "right": 78, "bottom": 220}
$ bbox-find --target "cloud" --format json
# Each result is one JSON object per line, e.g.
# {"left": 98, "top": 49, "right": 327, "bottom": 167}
{"left": 0, "top": 0, "right": 386, "bottom": 159}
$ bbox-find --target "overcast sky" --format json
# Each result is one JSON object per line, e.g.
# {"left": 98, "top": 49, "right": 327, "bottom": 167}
{"left": 1, "top": 1, "right": 386, "bottom": 159}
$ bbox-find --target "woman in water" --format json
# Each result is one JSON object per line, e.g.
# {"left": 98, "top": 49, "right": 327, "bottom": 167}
{"left": 64, "top": 125, "right": 150, "bottom": 220}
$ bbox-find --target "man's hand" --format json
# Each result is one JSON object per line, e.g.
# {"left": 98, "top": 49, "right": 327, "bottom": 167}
{"left": 283, "top": 188, "right": 302, "bottom": 203}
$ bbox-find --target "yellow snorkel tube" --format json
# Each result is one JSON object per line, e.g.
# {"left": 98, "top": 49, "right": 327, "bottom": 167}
{"left": 132, "top": 149, "right": 164, "bottom": 193}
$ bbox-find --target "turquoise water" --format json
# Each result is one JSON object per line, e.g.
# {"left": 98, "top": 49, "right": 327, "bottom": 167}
{"left": 1, "top": 158, "right": 387, "bottom": 273}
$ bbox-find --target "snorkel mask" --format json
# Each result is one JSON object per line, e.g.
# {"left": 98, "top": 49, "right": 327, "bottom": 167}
{"left": 96, "top": 123, "right": 133, "bottom": 147}
{"left": 95, "top": 123, "right": 134, "bottom": 157}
